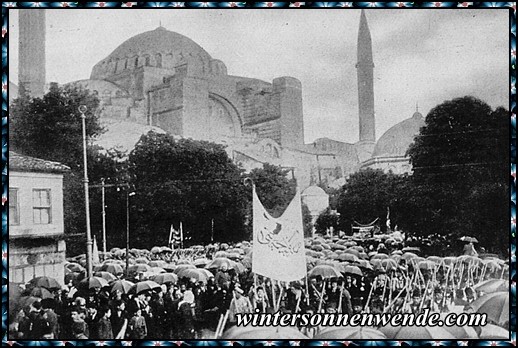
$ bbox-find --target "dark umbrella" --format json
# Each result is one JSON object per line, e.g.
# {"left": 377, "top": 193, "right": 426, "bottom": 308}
{"left": 29, "top": 287, "right": 54, "bottom": 299}
{"left": 152, "top": 273, "right": 178, "bottom": 285}
{"left": 78, "top": 276, "right": 109, "bottom": 290}
{"left": 308, "top": 265, "right": 342, "bottom": 279}
{"left": 466, "top": 291, "right": 509, "bottom": 326}
{"left": 93, "top": 271, "right": 118, "bottom": 282}
{"left": 110, "top": 280, "right": 135, "bottom": 294}
{"left": 27, "top": 276, "right": 61, "bottom": 291}
{"left": 100, "top": 263, "right": 124, "bottom": 275}
{"left": 130, "top": 280, "right": 162, "bottom": 295}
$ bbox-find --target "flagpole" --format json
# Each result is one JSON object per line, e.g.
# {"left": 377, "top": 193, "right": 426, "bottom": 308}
{"left": 180, "top": 222, "right": 184, "bottom": 249}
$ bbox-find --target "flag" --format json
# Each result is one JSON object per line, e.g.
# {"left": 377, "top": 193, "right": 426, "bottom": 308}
{"left": 252, "top": 185, "right": 306, "bottom": 282}
{"left": 170, "top": 224, "right": 182, "bottom": 249}
{"left": 386, "top": 207, "right": 391, "bottom": 230}
{"left": 92, "top": 235, "right": 100, "bottom": 265}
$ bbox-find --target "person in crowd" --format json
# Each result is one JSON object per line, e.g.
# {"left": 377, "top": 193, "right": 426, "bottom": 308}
{"left": 111, "top": 299, "right": 128, "bottom": 340}
{"left": 41, "top": 298, "right": 59, "bottom": 339}
{"left": 127, "top": 307, "right": 147, "bottom": 339}
{"left": 96, "top": 306, "right": 114, "bottom": 339}
{"left": 70, "top": 306, "right": 89, "bottom": 339}
{"left": 228, "top": 284, "right": 253, "bottom": 324}
{"left": 177, "top": 290, "right": 197, "bottom": 339}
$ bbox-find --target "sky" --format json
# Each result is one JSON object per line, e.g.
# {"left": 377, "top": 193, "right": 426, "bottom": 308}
{"left": 8, "top": 8, "right": 509, "bottom": 145}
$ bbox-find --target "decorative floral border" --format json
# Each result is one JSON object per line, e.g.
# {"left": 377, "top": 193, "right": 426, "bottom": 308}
{"left": 1, "top": 1, "right": 516, "bottom": 346}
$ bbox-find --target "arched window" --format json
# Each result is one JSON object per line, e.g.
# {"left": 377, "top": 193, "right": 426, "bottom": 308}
{"left": 114, "top": 60, "right": 118, "bottom": 73}
{"left": 155, "top": 53, "right": 162, "bottom": 68}
{"left": 124, "top": 59, "right": 128, "bottom": 70}
{"left": 145, "top": 55, "right": 151, "bottom": 66}
{"left": 134, "top": 56, "right": 139, "bottom": 68}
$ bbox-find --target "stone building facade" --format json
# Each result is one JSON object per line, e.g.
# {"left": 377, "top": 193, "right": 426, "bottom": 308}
{"left": 9, "top": 152, "right": 69, "bottom": 285}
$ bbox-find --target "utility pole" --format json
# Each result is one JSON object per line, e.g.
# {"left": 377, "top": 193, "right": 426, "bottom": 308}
{"left": 101, "top": 178, "right": 107, "bottom": 259}
{"left": 79, "top": 105, "right": 93, "bottom": 278}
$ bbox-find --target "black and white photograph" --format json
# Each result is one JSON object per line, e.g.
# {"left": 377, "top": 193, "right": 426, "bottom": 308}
{"left": 6, "top": 7, "right": 510, "bottom": 341}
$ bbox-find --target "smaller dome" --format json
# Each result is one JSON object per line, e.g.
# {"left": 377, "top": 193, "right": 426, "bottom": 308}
{"left": 372, "top": 112, "right": 425, "bottom": 158}
{"left": 302, "top": 185, "right": 327, "bottom": 197}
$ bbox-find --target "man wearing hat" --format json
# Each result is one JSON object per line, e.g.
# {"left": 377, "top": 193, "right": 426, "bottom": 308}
{"left": 41, "top": 298, "right": 59, "bottom": 339}
{"left": 228, "top": 284, "right": 252, "bottom": 324}
{"left": 351, "top": 297, "right": 363, "bottom": 314}
{"left": 286, "top": 282, "right": 306, "bottom": 313}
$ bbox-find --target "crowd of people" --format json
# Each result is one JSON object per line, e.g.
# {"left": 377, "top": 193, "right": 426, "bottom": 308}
{"left": 8, "top": 233, "right": 510, "bottom": 340}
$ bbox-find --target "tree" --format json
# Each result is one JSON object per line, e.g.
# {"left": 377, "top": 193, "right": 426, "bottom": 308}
{"left": 128, "top": 132, "right": 248, "bottom": 247}
{"left": 336, "top": 168, "right": 410, "bottom": 235}
{"left": 247, "top": 163, "right": 297, "bottom": 217}
{"left": 407, "top": 96, "right": 508, "bottom": 253}
{"left": 315, "top": 208, "right": 340, "bottom": 235}
{"left": 10, "top": 83, "right": 102, "bottom": 169}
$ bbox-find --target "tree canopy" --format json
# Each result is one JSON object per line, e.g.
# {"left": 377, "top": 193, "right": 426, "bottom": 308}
{"left": 406, "top": 96, "right": 508, "bottom": 252}
{"left": 128, "top": 132, "right": 249, "bottom": 247}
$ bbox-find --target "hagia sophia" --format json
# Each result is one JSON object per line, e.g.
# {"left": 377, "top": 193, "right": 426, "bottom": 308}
{"left": 11, "top": 9, "right": 425, "bottom": 193}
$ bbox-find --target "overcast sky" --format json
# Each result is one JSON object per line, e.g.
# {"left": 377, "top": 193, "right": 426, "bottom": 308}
{"left": 8, "top": 9, "right": 508, "bottom": 144}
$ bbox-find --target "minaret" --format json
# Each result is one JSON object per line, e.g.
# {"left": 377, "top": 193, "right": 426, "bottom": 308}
{"left": 356, "top": 9, "right": 375, "bottom": 143}
{"left": 19, "top": 10, "right": 46, "bottom": 98}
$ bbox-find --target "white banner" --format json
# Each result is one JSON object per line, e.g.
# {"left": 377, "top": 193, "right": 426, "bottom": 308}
{"left": 252, "top": 185, "right": 306, "bottom": 282}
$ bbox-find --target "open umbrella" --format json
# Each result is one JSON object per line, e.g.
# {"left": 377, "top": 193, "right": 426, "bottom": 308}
{"left": 173, "top": 264, "right": 196, "bottom": 274}
{"left": 474, "top": 279, "right": 507, "bottom": 294}
{"left": 426, "top": 255, "right": 442, "bottom": 264}
{"left": 110, "top": 279, "right": 135, "bottom": 294}
{"left": 27, "top": 276, "right": 61, "bottom": 291}
{"left": 93, "top": 271, "right": 118, "bottom": 282}
{"left": 128, "top": 264, "right": 151, "bottom": 274}
{"left": 344, "top": 265, "right": 363, "bottom": 277}
{"left": 308, "top": 265, "right": 342, "bottom": 279}
{"left": 193, "top": 258, "right": 211, "bottom": 268}
{"left": 222, "top": 325, "right": 308, "bottom": 339}
{"left": 152, "top": 273, "right": 178, "bottom": 285}
{"left": 206, "top": 257, "right": 233, "bottom": 270}
{"left": 130, "top": 280, "right": 162, "bottom": 295}
{"left": 148, "top": 260, "right": 168, "bottom": 268}
{"left": 135, "top": 257, "right": 149, "bottom": 264}
{"left": 177, "top": 268, "right": 213, "bottom": 283}
{"left": 314, "top": 326, "right": 386, "bottom": 339}
{"left": 478, "top": 324, "right": 510, "bottom": 339}
{"left": 18, "top": 296, "right": 41, "bottom": 310}
{"left": 459, "top": 236, "right": 479, "bottom": 243}
{"left": 65, "top": 262, "right": 85, "bottom": 273}
{"left": 371, "top": 254, "right": 389, "bottom": 260}
{"left": 100, "top": 263, "right": 124, "bottom": 275}
{"left": 344, "top": 248, "right": 360, "bottom": 257}
{"left": 418, "top": 260, "right": 437, "bottom": 271}
{"left": 401, "top": 252, "right": 418, "bottom": 261}
{"left": 65, "top": 271, "right": 84, "bottom": 286}
{"left": 338, "top": 253, "right": 358, "bottom": 262}
{"left": 401, "top": 247, "right": 420, "bottom": 253}
{"left": 381, "top": 259, "right": 397, "bottom": 272}
{"left": 466, "top": 291, "right": 509, "bottom": 326}
{"left": 379, "top": 324, "right": 456, "bottom": 339}
{"left": 29, "top": 287, "right": 54, "bottom": 299}
{"left": 177, "top": 259, "right": 194, "bottom": 265}
{"left": 79, "top": 276, "right": 109, "bottom": 290}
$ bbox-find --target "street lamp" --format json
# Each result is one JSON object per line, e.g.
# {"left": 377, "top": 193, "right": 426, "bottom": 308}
{"left": 79, "top": 105, "right": 93, "bottom": 278}
{"left": 126, "top": 190, "right": 136, "bottom": 277}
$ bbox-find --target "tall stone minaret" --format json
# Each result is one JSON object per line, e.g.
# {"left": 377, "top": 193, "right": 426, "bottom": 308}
{"left": 19, "top": 10, "right": 46, "bottom": 98}
{"left": 356, "top": 9, "right": 375, "bottom": 143}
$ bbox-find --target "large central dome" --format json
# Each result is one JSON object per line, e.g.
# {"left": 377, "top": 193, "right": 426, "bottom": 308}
{"left": 108, "top": 27, "right": 211, "bottom": 61}
{"left": 90, "top": 27, "right": 213, "bottom": 80}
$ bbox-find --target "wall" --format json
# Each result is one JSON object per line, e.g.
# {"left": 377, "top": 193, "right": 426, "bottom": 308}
{"left": 9, "top": 171, "right": 65, "bottom": 238}
{"left": 9, "top": 239, "right": 66, "bottom": 286}
{"left": 9, "top": 170, "right": 66, "bottom": 286}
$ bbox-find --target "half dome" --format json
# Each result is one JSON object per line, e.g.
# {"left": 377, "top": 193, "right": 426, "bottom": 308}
{"left": 372, "top": 111, "right": 425, "bottom": 158}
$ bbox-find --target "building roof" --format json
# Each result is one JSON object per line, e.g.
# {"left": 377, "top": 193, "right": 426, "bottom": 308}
{"left": 302, "top": 185, "right": 328, "bottom": 197}
{"left": 372, "top": 111, "right": 425, "bottom": 158}
{"left": 92, "top": 27, "right": 212, "bottom": 77}
{"left": 9, "top": 151, "right": 70, "bottom": 174}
